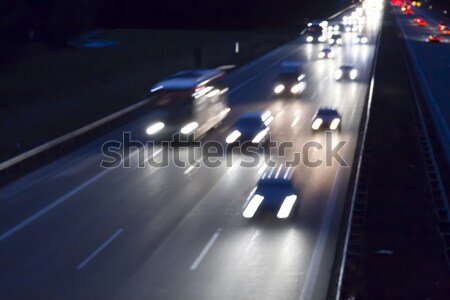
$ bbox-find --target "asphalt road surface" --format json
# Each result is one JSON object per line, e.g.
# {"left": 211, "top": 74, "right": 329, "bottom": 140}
{"left": 0, "top": 4, "right": 383, "bottom": 300}
{"left": 393, "top": 4, "right": 450, "bottom": 159}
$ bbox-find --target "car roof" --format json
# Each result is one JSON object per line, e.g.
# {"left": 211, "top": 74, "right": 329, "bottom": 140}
{"left": 237, "top": 112, "right": 263, "bottom": 121}
{"left": 316, "top": 107, "right": 340, "bottom": 116}
{"left": 280, "top": 61, "right": 303, "bottom": 74}
{"left": 260, "top": 165, "right": 294, "bottom": 181}
{"left": 340, "top": 65, "right": 354, "bottom": 70}
{"left": 322, "top": 48, "right": 332, "bottom": 52}
{"left": 151, "top": 69, "right": 224, "bottom": 90}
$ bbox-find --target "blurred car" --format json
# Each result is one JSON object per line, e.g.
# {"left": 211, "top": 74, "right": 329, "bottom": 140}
{"left": 428, "top": 34, "right": 442, "bottom": 43}
{"left": 318, "top": 48, "right": 334, "bottom": 59}
{"left": 417, "top": 19, "right": 427, "bottom": 26}
{"left": 226, "top": 111, "right": 272, "bottom": 145}
{"left": 328, "top": 24, "right": 342, "bottom": 32}
{"left": 306, "top": 34, "right": 327, "bottom": 43}
{"left": 273, "top": 61, "right": 306, "bottom": 96}
{"left": 413, "top": 17, "right": 422, "bottom": 23}
{"left": 311, "top": 108, "right": 342, "bottom": 131}
{"left": 438, "top": 23, "right": 447, "bottom": 31}
{"left": 242, "top": 170, "right": 298, "bottom": 219}
{"left": 405, "top": 9, "right": 413, "bottom": 15}
{"left": 329, "top": 34, "right": 343, "bottom": 45}
{"left": 353, "top": 34, "right": 368, "bottom": 44}
{"left": 335, "top": 65, "right": 358, "bottom": 81}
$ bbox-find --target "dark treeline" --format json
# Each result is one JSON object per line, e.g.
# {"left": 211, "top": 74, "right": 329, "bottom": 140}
{"left": 0, "top": 0, "right": 351, "bottom": 61}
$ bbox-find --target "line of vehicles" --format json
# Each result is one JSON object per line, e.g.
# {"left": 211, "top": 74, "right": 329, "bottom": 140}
{"left": 139, "top": 0, "right": 382, "bottom": 220}
{"left": 395, "top": 0, "right": 448, "bottom": 43}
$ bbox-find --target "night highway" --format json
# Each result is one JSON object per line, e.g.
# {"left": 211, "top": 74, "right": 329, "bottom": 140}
{"left": 1, "top": 0, "right": 450, "bottom": 299}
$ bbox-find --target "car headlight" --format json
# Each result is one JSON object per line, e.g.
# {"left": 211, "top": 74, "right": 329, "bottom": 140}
{"left": 252, "top": 128, "right": 269, "bottom": 144}
{"left": 334, "top": 25, "right": 339, "bottom": 31}
{"left": 361, "top": 37, "right": 368, "bottom": 43}
{"left": 312, "top": 118, "right": 323, "bottom": 130}
{"left": 226, "top": 130, "right": 241, "bottom": 144}
{"left": 329, "top": 38, "right": 335, "bottom": 44}
{"left": 318, "top": 36, "right": 326, "bottom": 42}
{"left": 354, "top": 37, "right": 360, "bottom": 44}
{"left": 318, "top": 52, "right": 325, "bottom": 58}
{"left": 350, "top": 69, "right": 358, "bottom": 80}
{"left": 290, "top": 82, "right": 305, "bottom": 94}
{"left": 337, "top": 38, "right": 342, "bottom": 44}
{"left": 330, "top": 118, "right": 341, "bottom": 130}
{"left": 277, "top": 195, "right": 297, "bottom": 219}
{"left": 306, "top": 36, "right": 313, "bottom": 42}
{"left": 146, "top": 122, "right": 165, "bottom": 135}
{"left": 274, "top": 84, "right": 285, "bottom": 94}
{"left": 243, "top": 194, "right": 264, "bottom": 218}
{"left": 335, "top": 70, "right": 343, "bottom": 80}
{"left": 180, "top": 122, "right": 199, "bottom": 134}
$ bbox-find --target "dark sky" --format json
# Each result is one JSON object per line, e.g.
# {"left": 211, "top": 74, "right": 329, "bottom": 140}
{"left": 0, "top": 0, "right": 356, "bottom": 60}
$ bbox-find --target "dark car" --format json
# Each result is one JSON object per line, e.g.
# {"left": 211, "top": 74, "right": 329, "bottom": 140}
{"left": 335, "top": 65, "right": 358, "bottom": 81}
{"left": 273, "top": 61, "right": 306, "bottom": 96}
{"left": 318, "top": 48, "right": 334, "bottom": 59}
{"left": 311, "top": 108, "right": 342, "bottom": 131}
{"left": 226, "top": 112, "right": 272, "bottom": 145}
{"left": 243, "top": 169, "right": 298, "bottom": 219}
{"left": 353, "top": 34, "right": 368, "bottom": 44}
{"left": 428, "top": 34, "right": 442, "bottom": 43}
{"left": 329, "top": 34, "right": 343, "bottom": 46}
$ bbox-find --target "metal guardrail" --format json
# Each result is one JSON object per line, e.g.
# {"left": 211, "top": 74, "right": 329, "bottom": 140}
{"left": 334, "top": 5, "right": 385, "bottom": 300}
{"left": 0, "top": 4, "right": 360, "bottom": 176}
{"left": 0, "top": 98, "right": 151, "bottom": 173}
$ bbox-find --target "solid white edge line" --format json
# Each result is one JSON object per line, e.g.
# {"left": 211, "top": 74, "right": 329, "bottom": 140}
{"left": 76, "top": 228, "right": 124, "bottom": 270}
{"left": 190, "top": 228, "right": 222, "bottom": 271}
{"left": 300, "top": 168, "right": 343, "bottom": 300}
{"left": 0, "top": 167, "right": 113, "bottom": 243}
{"left": 0, "top": 147, "right": 161, "bottom": 243}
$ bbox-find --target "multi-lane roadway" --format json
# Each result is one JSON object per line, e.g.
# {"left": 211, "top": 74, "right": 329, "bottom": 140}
{"left": 393, "top": 3, "right": 450, "bottom": 161}
{"left": 0, "top": 2, "right": 384, "bottom": 300}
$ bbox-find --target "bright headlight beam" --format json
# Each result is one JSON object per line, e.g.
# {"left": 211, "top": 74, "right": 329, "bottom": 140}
{"left": 226, "top": 130, "right": 241, "bottom": 144}
{"left": 146, "top": 122, "right": 165, "bottom": 135}
{"left": 306, "top": 36, "right": 313, "bottom": 42}
{"left": 330, "top": 118, "right": 341, "bottom": 130}
{"left": 180, "top": 122, "right": 199, "bottom": 134}
{"left": 277, "top": 195, "right": 297, "bottom": 219}
{"left": 206, "top": 89, "right": 220, "bottom": 97}
{"left": 335, "top": 70, "right": 343, "bottom": 80}
{"left": 150, "top": 85, "right": 164, "bottom": 93}
{"left": 252, "top": 129, "right": 269, "bottom": 144}
{"left": 243, "top": 194, "right": 264, "bottom": 218}
{"left": 274, "top": 84, "right": 285, "bottom": 94}
{"left": 290, "top": 83, "right": 303, "bottom": 94}
{"left": 350, "top": 69, "right": 358, "bottom": 80}
{"left": 312, "top": 118, "right": 323, "bottom": 130}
